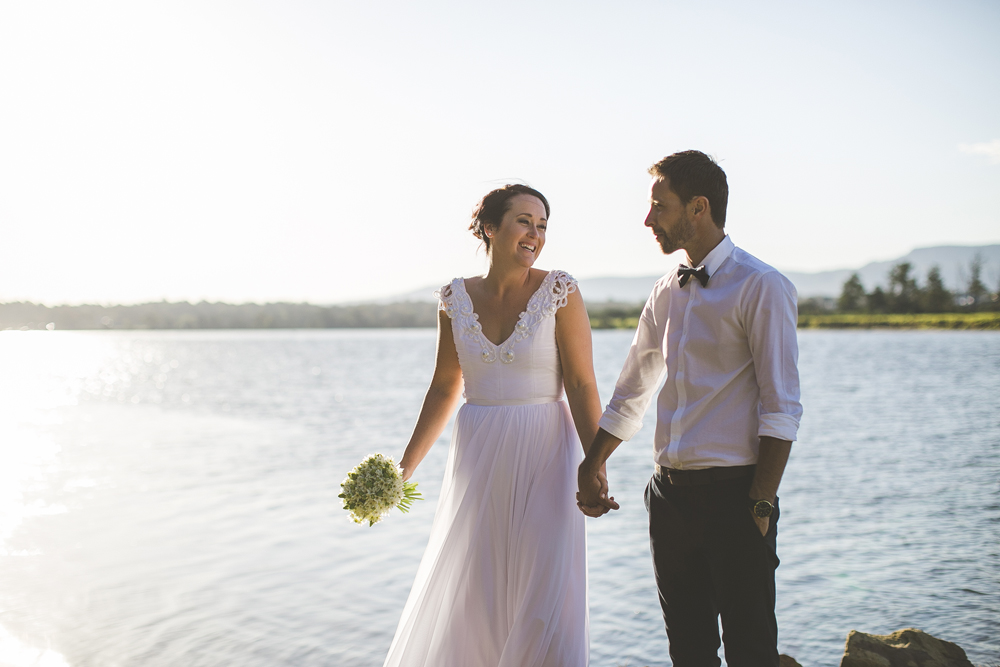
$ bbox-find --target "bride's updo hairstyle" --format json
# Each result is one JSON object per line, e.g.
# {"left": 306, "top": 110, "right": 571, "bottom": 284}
{"left": 469, "top": 184, "right": 550, "bottom": 252}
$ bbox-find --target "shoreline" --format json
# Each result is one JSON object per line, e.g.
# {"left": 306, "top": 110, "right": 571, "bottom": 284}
{"left": 796, "top": 312, "right": 1000, "bottom": 330}
{"left": 589, "top": 312, "right": 1000, "bottom": 330}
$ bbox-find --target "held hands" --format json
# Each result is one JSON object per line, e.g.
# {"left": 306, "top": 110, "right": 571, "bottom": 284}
{"left": 576, "top": 461, "right": 620, "bottom": 518}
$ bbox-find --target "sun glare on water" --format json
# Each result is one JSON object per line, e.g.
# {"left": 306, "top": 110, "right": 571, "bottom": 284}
{"left": 0, "top": 332, "right": 120, "bottom": 666}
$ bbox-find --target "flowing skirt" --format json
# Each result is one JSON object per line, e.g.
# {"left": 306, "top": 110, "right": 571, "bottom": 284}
{"left": 383, "top": 400, "right": 589, "bottom": 667}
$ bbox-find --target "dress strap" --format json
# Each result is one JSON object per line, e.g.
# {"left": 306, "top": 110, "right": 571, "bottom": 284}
{"left": 435, "top": 278, "right": 464, "bottom": 318}
{"left": 546, "top": 270, "right": 579, "bottom": 311}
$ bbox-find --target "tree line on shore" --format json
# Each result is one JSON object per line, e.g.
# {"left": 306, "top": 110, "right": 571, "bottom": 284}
{"left": 804, "top": 256, "right": 999, "bottom": 315}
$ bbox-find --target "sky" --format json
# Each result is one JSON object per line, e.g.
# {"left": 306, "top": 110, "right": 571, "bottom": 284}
{"left": 1, "top": 0, "right": 998, "bottom": 305}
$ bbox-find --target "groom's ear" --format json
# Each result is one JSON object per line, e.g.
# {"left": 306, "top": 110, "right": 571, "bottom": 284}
{"left": 689, "top": 195, "right": 711, "bottom": 221}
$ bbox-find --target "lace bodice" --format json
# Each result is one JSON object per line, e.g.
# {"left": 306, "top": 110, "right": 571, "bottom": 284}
{"left": 437, "top": 270, "right": 578, "bottom": 404}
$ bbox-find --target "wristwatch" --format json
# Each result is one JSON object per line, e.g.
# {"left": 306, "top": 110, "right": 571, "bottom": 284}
{"left": 749, "top": 498, "right": 774, "bottom": 518}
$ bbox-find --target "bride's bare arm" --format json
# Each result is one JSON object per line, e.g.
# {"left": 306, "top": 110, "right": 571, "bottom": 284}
{"left": 399, "top": 310, "right": 464, "bottom": 481}
{"left": 555, "top": 289, "right": 603, "bottom": 456}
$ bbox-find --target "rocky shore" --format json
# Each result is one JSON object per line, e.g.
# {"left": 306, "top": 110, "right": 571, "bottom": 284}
{"left": 620, "top": 628, "right": 983, "bottom": 667}
{"left": 779, "top": 628, "right": 979, "bottom": 667}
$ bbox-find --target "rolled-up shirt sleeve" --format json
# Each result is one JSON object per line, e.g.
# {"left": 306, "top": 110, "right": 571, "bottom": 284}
{"left": 743, "top": 270, "right": 803, "bottom": 442}
{"left": 597, "top": 291, "right": 668, "bottom": 442}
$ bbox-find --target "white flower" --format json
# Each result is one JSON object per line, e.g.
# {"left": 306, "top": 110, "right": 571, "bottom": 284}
{"left": 339, "top": 453, "right": 422, "bottom": 527}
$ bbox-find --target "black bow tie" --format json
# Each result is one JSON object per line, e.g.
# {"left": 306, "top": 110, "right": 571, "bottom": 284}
{"left": 677, "top": 264, "right": 710, "bottom": 288}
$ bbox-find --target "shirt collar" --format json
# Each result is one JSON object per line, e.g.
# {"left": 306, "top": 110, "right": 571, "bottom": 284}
{"left": 693, "top": 235, "right": 734, "bottom": 278}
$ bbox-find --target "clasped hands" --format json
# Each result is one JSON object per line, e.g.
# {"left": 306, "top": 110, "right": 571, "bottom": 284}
{"left": 576, "top": 462, "right": 620, "bottom": 518}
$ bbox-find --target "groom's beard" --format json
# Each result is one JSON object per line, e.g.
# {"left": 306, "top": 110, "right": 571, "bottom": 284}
{"left": 654, "top": 214, "right": 694, "bottom": 255}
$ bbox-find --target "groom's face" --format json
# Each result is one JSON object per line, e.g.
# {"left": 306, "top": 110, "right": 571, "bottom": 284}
{"left": 645, "top": 177, "right": 694, "bottom": 255}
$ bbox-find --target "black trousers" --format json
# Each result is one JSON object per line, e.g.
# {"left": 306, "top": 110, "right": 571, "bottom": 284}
{"left": 645, "top": 470, "right": 780, "bottom": 667}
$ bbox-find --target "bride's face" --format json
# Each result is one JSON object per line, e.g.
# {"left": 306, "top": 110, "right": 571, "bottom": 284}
{"left": 488, "top": 195, "right": 547, "bottom": 267}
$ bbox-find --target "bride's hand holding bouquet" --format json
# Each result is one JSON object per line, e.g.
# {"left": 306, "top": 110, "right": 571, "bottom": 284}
{"left": 339, "top": 453, "right": 422, "bottom": 527}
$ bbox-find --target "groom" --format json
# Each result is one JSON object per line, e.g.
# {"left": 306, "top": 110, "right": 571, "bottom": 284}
{"left": 578, "top": 150, "right": 802, "bottom": 667}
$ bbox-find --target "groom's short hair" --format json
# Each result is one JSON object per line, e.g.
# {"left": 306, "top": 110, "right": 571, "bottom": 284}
{"left": 649, "top": 151, "right": 728, "bottom": 228}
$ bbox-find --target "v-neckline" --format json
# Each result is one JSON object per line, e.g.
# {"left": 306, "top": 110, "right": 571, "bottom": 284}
{"left": 461, "top": 271, "right": 552, "bottom": 348}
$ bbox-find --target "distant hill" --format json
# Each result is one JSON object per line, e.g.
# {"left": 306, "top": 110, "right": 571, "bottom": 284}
{"left": 406, "top": 244, "right": 998, "bottom": 303}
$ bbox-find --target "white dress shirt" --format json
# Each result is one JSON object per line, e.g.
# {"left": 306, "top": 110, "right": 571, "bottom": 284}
{"left": 598, "top": 235, "right": 802, "bottom": 469}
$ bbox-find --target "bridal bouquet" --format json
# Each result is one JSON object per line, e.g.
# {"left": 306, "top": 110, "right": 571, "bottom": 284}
{"left": 339, "top": 453, "right": 422, "bottom": 526}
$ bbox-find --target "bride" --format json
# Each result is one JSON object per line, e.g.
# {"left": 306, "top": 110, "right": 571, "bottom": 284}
{"left": 383, "top": 184, "right": 607, "bottom": 667}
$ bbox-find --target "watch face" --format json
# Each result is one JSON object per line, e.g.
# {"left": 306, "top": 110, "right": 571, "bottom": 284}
{"left": 753, "top": 500, "right": 773, "bottom": 518}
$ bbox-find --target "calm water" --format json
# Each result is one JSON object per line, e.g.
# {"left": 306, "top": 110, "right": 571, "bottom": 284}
{"left": 0, "top": 329, "right": 997, "bottom": 667}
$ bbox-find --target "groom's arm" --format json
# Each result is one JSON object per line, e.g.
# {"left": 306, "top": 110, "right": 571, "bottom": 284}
{"left": 744, "top": 270, "right": 802, "bottom": 535}
{"left": 577, "top": 290, "right": 667, "bottom": 517}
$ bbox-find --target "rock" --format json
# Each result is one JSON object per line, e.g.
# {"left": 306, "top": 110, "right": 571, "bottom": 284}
{"left": 780, "top": 655, "right": 803, "bottom": 667}
{"left": 840, "top": 628, "right": 974, "bottom": 667}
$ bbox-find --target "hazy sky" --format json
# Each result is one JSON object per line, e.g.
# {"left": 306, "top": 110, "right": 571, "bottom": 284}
{"left": 2, "top": 0, "right": 998, "bottom": 305}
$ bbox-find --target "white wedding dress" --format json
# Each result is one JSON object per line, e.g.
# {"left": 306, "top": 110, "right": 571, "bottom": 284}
{"left": 383, "top": 270, "right": 589, "bottom": 667}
